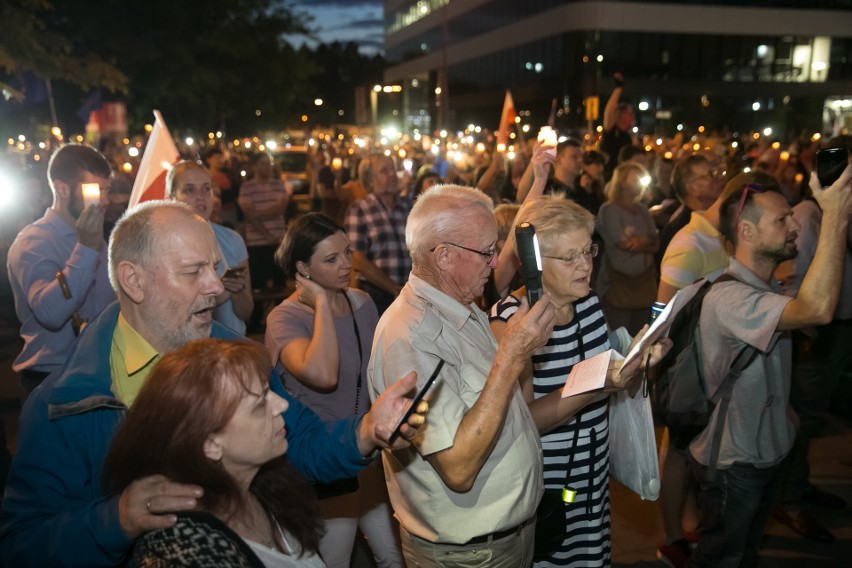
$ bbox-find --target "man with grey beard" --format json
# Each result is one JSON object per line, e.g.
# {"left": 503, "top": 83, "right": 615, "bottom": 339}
{"left": 1, "top": 200, "right": 426, "bottom": 567}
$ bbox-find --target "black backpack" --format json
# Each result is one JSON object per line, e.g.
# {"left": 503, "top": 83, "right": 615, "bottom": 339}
{"left": 651, "top": 273, "right": 758, "bottom": 479}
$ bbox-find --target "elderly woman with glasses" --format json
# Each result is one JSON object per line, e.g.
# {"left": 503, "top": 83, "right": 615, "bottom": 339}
{"left": 490, "top": 195, "right": 670, "bottom": 568}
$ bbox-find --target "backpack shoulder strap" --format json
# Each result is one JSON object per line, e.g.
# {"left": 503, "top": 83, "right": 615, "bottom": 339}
{"left": 701, "top": 271, "right": 761, "bottom": 480}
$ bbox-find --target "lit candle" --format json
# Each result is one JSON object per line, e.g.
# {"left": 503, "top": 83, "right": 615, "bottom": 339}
{"left": 81, "top": 183, "right": 101, "bottom": 208}
{"left": 331, "top": 157, "right": 342, "bottom": 170}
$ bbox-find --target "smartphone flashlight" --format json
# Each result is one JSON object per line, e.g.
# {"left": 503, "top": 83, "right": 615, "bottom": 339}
{"left": 81, "top": 183, "right": 101, "bottom": 208}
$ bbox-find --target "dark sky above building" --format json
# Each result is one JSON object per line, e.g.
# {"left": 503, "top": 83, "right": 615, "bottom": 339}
{"left": 289, "top": 0, "right": 384, "bottom": 55}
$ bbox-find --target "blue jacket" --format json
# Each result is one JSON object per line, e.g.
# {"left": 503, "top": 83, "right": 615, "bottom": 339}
{"left": 0, "top": 303, "right": 370, "bottom": 567}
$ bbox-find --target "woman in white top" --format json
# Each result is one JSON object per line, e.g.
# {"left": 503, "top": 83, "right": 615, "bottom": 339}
{"left": 103, "top": 339, "right": 325, "bottom": 568}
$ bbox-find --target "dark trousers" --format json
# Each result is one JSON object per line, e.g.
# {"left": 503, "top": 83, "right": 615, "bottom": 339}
{"left": 687, "top": 458, "right": 785, "bottom": 568}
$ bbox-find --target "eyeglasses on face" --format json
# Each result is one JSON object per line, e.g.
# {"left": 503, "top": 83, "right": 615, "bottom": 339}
{"left": 733, "top": 183, "right": 765, "bottom": 228}
{"left": 431, "top": 242, "right": 498, "bottom": 262}
{"left": 542, "top": 243, "right": 599, "bottom": 265}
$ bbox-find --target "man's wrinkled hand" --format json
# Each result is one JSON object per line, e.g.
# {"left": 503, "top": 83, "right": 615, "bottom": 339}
{"left": 118, "top": 474, "right": 203, "bottom": 539}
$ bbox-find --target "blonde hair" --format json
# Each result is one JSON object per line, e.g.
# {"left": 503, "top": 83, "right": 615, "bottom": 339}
{"left": 509, "top": 195, "right": 594, "bottom": 255}
{"left": 493, "top": 203, "right": 520, "bottom": 243}
{"left": 608, "top": 162, "right": 650, "bottom": 203}
{"left": 166, "top": 160, "right": 210, "bottom": 199}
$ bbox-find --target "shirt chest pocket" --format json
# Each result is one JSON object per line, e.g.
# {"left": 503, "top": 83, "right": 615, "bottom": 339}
{"left": 456, "top": 361, "right": 489, "bottom": 408}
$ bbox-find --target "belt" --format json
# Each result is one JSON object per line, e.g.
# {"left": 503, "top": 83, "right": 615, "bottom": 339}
{"left": 429, "top": 519, "right": 528, "bottom": 546}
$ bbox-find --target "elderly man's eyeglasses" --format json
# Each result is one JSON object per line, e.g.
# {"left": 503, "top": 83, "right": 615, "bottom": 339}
{"left": 733, "top": 183, "right": 765, "bottom": 228}
{"left": 542, "top": 244, "right": 599, "bottom": 265}
{"left": 432, "top": 242, "right": 498, "bottom": 262}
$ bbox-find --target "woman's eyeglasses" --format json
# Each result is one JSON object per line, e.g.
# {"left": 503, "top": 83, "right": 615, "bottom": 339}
{"left": 542, "top": 244, "right": 599, "bottom": 266}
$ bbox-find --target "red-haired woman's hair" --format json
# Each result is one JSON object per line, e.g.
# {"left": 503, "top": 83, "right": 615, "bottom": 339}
{"left": 103, "top": 338, "right": 321, "bottom": 554}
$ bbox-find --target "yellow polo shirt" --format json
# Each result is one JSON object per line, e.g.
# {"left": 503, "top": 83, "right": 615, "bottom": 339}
{"left": 110, "top": 313, "right": 160, "bottom": 407}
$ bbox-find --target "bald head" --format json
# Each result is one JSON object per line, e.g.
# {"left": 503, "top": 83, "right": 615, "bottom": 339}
{"left": 108, "top": 200, "right": 205, "bottom": 294}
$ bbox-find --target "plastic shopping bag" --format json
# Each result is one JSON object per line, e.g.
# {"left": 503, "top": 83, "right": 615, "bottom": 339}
{"left": 609, "top": 387, "right": 660, "bottom": 500}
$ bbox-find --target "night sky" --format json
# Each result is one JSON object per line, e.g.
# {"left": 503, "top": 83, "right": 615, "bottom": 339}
{"left": 289, "top": 0, "right": 385, "bottom": 55}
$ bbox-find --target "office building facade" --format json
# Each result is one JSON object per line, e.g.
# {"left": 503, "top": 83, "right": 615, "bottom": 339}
{"left": 383, "top": 0, "right": 852, "bottom": 139}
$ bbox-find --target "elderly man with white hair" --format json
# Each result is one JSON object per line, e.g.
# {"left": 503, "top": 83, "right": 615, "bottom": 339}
{"left": 368, "top": 184, "right": 556, "bottom": 567}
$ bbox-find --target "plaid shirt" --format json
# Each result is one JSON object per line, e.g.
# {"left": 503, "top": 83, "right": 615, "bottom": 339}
{"left": 345, "top": 193, "right": 413, "bottom": 286}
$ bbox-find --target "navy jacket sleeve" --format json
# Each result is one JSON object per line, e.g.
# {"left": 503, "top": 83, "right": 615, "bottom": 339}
{"left": 270, "top": 371, "right": 371, "bottom": 482}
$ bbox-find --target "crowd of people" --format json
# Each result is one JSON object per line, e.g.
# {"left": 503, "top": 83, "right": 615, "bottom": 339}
{"left": 0, "top": 77, "right": 851, "bottom": 568}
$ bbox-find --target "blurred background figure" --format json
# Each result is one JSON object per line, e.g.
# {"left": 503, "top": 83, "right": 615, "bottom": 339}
{"left": 345, "top": 154, "right": 412, "bottom": 315}
{"left": 7, "top": 144, "right": 115, "bottom": 398}
{"left": 239, "top": 152, "right": 290, "bottom": 331}
{"left": 597, "top": 162, "right": 659, "bottom": 334}
{"left": 167, "top": 160, "right": 253, "bottom": 335}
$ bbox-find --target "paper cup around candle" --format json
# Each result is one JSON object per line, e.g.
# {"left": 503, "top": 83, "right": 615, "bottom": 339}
{"left": 81, "top": 183, "right": 101, "bottom": 208}
{"left": 331, "top": 157, "right": 342, "bottom": 170}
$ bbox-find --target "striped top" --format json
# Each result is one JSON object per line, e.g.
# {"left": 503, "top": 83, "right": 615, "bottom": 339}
{"left": 491, "top": 292, "right": 613, "bottom": 567}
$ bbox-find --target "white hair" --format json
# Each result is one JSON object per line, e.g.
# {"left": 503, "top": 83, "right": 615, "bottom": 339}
{"left": 406, "top": 184, "right": 494, "bottom": 267}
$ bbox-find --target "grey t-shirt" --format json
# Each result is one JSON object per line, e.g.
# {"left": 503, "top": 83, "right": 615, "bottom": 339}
{"left": 690, "top": 258, "right": 795, "bottom": 469}
{"left": 265, "top": 289, "right": 378, "bottom": 422}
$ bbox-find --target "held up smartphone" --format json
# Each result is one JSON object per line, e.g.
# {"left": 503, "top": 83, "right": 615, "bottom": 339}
{"left": 81, "top": 183, "right": 102, "bottom": 209}
{"left": 816, "top": 147, "right": 849, "bottom": 188}
{"left": 221, "top": 267, "right": 246, "bottom": 280}
{"left": 515, "top": 222, "right": 543, "bottom": 307}
{"left": 388, "top": 359, "right": 444, "bottom": 445}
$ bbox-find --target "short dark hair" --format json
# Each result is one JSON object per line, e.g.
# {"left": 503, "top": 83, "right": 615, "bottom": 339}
{"left": 556, "top": 138, "right": 581, "bottom": 157}
{"left": 47, "top": 144, "right": 111, "bottom": 188}
{"left": 617, "top": 144, "right": 646, "bottom": 164}
{"left": 718, "top": 171, "right": 782, "bottom": 245}
{"left": 275, "top": 213, "right": 343, "bottom": 279}
{"left": 582, "top": 150, "right": 606, "bottom": 166}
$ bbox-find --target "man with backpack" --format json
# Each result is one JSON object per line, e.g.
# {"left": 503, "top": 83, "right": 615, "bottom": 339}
{"left": 684, "top": 165, "right": 852, "bottom": 568}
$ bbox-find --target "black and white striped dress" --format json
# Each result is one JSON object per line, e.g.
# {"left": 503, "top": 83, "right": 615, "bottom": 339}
{"left": 491, "top": 292, "right": 612, "bottom": 567}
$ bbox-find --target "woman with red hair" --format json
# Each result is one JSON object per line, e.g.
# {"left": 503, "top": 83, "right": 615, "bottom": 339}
{"left": 103, "top": 339, "right": 325, "bottom": 567}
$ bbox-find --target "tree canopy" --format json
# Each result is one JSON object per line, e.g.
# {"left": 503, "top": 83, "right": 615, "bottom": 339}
{"left": 2, "top": 0, "right": 388, "bottom": 135}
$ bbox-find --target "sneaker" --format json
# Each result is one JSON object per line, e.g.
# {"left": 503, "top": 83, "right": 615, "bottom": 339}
{"left": 657, "top": 538, "right": 692, "bottom": 568}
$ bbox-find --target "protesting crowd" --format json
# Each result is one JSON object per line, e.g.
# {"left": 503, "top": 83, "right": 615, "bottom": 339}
{"left": 1, "top": 73, "right": 851, "bottom": 568}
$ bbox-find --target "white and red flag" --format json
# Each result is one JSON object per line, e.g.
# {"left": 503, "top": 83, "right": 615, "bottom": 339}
{"left": 496, "top": 90, "right": 517, "bottom": 148}
{"left": 129, "top": 110, "right": 179, "bottom": 207}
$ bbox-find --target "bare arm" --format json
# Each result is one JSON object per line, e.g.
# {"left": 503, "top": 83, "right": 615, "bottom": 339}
{"left": 426, "top": 295, "right": 556, "bottom": 492}
{"left": 494, "top": 146, "right": 555, "bottom": 291}
{"left": 603, "top": 74, "right": 624, "bottom": 131}
{"left": 619, "top": 234, "right": 659, "bottom": 254}
{"left": 656, "top": 280, "right": 681, "bottom": 304}
{"left": 277, "top": 277, "right": 341, "bottom": 390}
{"left": 351, "top": 251, "right": 402, "bottom": 296}
{"left": 489, "top": 316, "right": 599, "bottom": 434}
{"left": 779, "top": 168, "right": 852, "bottom": 329}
